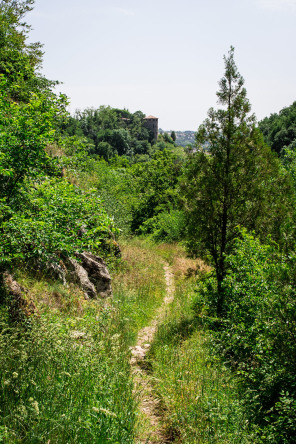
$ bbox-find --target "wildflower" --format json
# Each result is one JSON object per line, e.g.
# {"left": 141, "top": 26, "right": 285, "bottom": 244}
{"left": 92, "top": 407, "right": 117, "bottom": 418}
{"left": 17, "top": 405, "right": 28, "bottom": 418}
{"left": 70, "top": 330, "right": 86, "bottom": 339}
{"left": 31, "top": 400, "right": 39, "bottom": 415}
{"left": 12, "top": 372, "right": 18, "bottom": 379}
{"left": 111, "top": 334, "right": 121, "bottom": 341}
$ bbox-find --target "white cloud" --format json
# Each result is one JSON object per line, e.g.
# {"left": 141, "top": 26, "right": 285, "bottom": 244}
{"left": 257, "top": 0, "right": 296, "bottom": 11}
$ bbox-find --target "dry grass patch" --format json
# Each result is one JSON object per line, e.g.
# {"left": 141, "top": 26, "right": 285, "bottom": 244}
{"left": 173, "top": 256, "right": 211, "bottom": 280}
{"left": 113, "top": 239, "right": 165, "bottom": 296}
{"left": 152, "top": 241, "right": 211, "bottom": 280}
{"left": 15, "top": 273, "right": 88, "bottom": 315}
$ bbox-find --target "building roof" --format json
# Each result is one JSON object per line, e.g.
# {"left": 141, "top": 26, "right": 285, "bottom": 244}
{"left": 144, "top": 115, "right": 158, "bottom": 119}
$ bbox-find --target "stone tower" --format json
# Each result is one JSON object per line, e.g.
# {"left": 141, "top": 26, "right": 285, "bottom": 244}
{"left": 143, "top": 115, "right": 158, "bottom": 141}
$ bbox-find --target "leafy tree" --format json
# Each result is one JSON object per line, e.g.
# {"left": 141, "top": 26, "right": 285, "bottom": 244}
{"left": 0, "top": 0, "right": 56, "bottom": 100}
{"left": 131, "top": 149, "right": 183, "bottom": 235}
{"left": 181, "top": 47, "right": 293, "bottom": 314}
{"left": 0, "top": 76, "right": 67, "bottom": 203}
{"left": 170, "top": 130, "right": 176, "bottom": 142}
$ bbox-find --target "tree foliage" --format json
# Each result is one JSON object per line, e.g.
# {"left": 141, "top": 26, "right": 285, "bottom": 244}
{"left": 0, "top": 76, "right": 67, "bottom": 203}
{"left": 0, "top": 2, "right": 117, "bottom": 269}
{"left": 61, "top": 106, "right": 152, "bottom": 160}
{"left": 0, "top": 0, "right": 56, "bottom": 100}
{"left": 130, "top": 150, "right": 183, "bottom": 237}
{"left": 181, "top": 47, "right": 293, "bottom": 313}
{"left": 259, "top": 101, "right": 296, "bottom": 155}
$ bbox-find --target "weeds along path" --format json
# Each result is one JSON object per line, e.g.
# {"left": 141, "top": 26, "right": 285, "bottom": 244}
{"left": 131, "top": 263, "right": 175, "bottom": 444}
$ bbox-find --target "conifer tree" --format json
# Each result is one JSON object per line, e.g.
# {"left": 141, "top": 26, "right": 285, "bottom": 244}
{"left": 181, "top": 47, "right": 292, "bottom": 314}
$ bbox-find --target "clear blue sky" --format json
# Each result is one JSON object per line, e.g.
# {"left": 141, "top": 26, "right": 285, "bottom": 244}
{"left": 28, "top": 0, "right": 296, "bottom": 130}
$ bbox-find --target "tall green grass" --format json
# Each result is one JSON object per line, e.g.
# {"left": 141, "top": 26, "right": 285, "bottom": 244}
{"left": 149, "top": 273, "right": 256, "bottom": 443}
{"left": 0, "top": 239, "right": 168, "bottom": 443}
{"left": 113, "top": 238, "right": 166, "bottom": 344}
{"left": 0, "top": 301, "right": 135, "bottom": 443}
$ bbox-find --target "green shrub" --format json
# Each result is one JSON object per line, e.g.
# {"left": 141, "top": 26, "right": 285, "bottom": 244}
{"left": 0, "top": 178, "right": 118, "bottom": 266}
{"left": 207, "top": 229, "right": 296, "bottom": 441}
{"left": 141, "top": 208, "right": 186, "bottom": 242}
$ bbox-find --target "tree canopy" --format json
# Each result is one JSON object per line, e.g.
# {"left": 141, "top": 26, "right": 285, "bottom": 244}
{"left": 61, "top": 106, "right": 152, "bottom": 160}
{"left": 0, "top": 0, "right": 116, "bottom": 268}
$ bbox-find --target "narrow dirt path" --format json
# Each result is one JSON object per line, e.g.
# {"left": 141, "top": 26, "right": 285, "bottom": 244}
{"left": 130, "top": 263, "right": 175, "bottom": 444}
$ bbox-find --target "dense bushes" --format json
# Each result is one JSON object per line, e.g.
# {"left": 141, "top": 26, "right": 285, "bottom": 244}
{"left": 61, "top": 144, "right": 186, "bottom": 242}
{"left": 193, "top": 230, "right": 296, "bottom": 441}
{"left": 130, "top": 149, "right": 184, "bottom": 239}
{"left": 0, "top": 179, "right": 117, "bottom": 267}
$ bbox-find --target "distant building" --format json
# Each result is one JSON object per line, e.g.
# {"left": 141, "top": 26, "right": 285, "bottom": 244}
{"left": 143, "top": 115, "right": 158, "bottom": 141}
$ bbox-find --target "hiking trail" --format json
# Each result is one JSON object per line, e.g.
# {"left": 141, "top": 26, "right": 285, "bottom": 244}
{"left": 130, "top": 262, "right": 175, "bottom": 443}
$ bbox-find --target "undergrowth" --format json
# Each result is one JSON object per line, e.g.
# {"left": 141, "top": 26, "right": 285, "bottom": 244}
{"left": 0, "top": 238, "right": 168, "bottom": 443}
{"left": 148, "top": 261, "right": 256, "bottom": 443}
{"left": 0, "top": 289, "right": 135, "bottom": 443}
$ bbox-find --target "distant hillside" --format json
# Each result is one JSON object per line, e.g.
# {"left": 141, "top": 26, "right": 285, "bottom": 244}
{"left": 159, "top": 129, "right": 195, "bottom": 147}
{"left": 259, "top": 101, "right": 296, "bottom": 154}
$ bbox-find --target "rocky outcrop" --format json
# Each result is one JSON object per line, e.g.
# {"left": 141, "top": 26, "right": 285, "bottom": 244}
{"left": 44, "top": 251, "right": 113, "bottom": 300}
{"left": 75, "top": 252, "right": 112, "bottom": 298}
{"left": 68, "top": 258, "right": 97, "bottom": 299}
{"left": 2, "top": 272, "right": 37, "bottom": 322}
{"left": 65, "top": 252, "right": 112, "bottom": 299}
{"left": 47, "top": 261, "right": 67, "bottom": 286}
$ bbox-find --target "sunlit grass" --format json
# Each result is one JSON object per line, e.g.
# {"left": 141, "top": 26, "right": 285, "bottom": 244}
{"left": 0, "top": 269, "right": 135, "bottom": 443}
{"left": 112, "top": 238, "right": 167, "bottom": 344}
{"left": 0, "top": 239, "right": 256, "bottom": 443}
{"left": 149, "top": 272, "right": 256, "bottom": 443}
{"left": 0, "top": 238, "right": 172, "bottom": 442}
